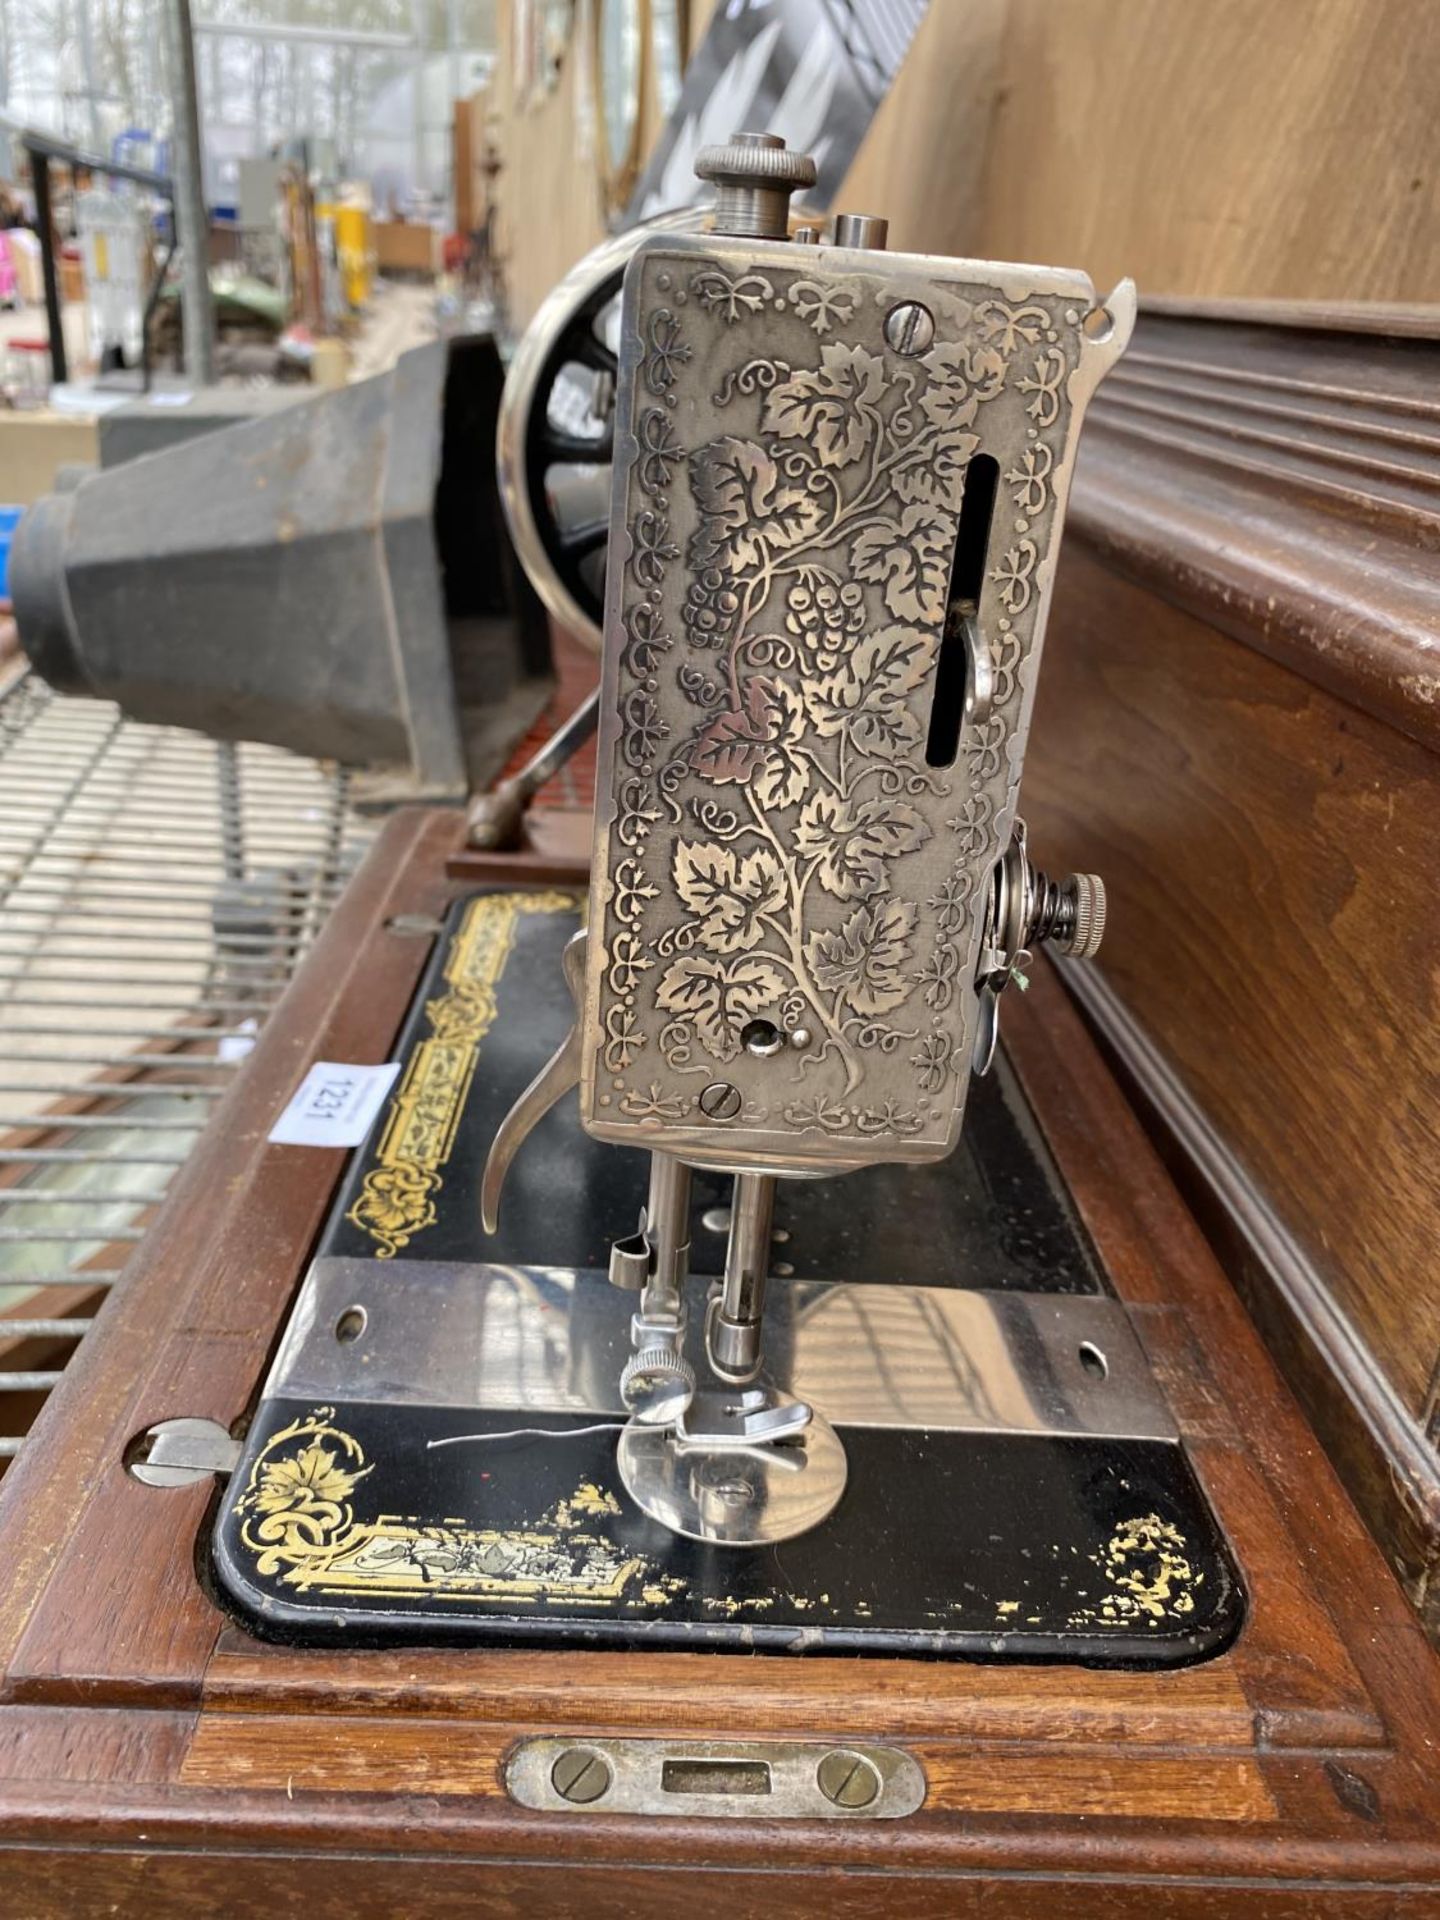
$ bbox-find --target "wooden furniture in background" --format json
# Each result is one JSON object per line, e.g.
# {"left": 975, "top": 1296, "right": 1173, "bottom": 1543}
{"left": 1024, "top": 303, "right": 1440, "bottom": 1634}
{"left": 843, "top": 0, "right": 1440, "bottom": 303}
{"left": 489, "top": 0, "right": 1440, "bottom": 328}
{"left": 371, "top": 219, "right": 437, "bottom": 277}
{"left": 0, "top": 413, "right": 100, "bottom": 505}
{"left": 453, "top": 87, "right": 477, "bottom": 238}
{"left": 487, "top": 0, "right": 702, "bottom": 323}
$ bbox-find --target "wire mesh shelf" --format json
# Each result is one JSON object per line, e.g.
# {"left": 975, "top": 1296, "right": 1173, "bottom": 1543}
{"left": 0, "top": 668, "right": 374, "bottom": 1463}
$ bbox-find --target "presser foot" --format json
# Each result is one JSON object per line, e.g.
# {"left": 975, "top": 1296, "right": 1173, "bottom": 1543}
{"left": 617, "top": 1388, "right": 847, "bottom": 1547}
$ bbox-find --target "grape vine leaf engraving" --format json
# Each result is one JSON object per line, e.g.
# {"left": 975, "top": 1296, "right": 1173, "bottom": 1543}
{"left": 673, "top": 839, "right": 786, "bottom": 953}
{"left": 793, "top": 794, "right": 931, "bottom": 900}
{"left": 806, "top": 901, "right": 920, "bottom": 1017}
{"left": 600, "top": 260, "right": 1080, "bottom": 1125}
{"left": 655, "top": 955, "right": 790, "bottom": 1063}
{"left": 760, "top": 341, "right": 886, "bottom": 466}
{"left": 853, "top": 506, "right": 954, "bottom": 624}
{"left": 689, "top": 436, "right": 826, "bottom": 572}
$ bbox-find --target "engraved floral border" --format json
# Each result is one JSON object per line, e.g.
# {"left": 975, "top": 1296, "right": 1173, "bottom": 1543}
{"left": 594, "top": 252, "right": 1085, "bottom": 1145}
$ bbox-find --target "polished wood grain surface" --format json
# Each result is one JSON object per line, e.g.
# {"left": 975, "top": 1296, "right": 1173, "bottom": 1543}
{"left": 0, "top": 816, "right": 1434, "bottom": 1912}
{"left": 960, "top": 0, "right": 1440, "bottom": 304}
{"left": 202, "top": 1632, "right": 1261, "bottom": 1746}
{"left": 1072, "top": 314, "right": 1440, "bottom": 752}
{"left": 496, "top": 0, "right": 1440, "bottom": 327}
{"left": 1027, "top": 550, "right": 1440, "bottom": 1416}
{"left": 11, "top": 1849, "right": 1433, "bottom": 1920}
{"left": 1010, "top": 293, "right": 1440, "bottom": 1643}
{"left": 0, "top": 806, "right": 468, "bottom": 1697}
{"left": 1023, "top": 530, "right": 1440, "bottom": 1634}
{"left": 179, "top": 1713, "right": 1279, "bottom": 1823}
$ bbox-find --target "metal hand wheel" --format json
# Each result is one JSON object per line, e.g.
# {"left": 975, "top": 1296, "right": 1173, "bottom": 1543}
{"left": 496, "top": 210, "right": 705, "bottom": 652}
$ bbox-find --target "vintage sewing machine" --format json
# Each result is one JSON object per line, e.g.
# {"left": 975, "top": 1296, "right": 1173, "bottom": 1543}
{"left": 211, "top": 138, "right": 1242, "bottom": 1668}
{"left": 4, "top": 133, "right": 1437, "bottom": 1917}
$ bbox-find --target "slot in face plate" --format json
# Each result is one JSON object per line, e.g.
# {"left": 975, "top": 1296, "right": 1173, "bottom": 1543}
{"left": 582, "top": 236, "right": 1131, "bottom": 1171}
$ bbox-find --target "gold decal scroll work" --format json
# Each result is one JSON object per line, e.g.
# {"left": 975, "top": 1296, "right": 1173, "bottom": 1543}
{"left": 232, "top": 1411, "right": 1196, "bottom": 1629}
{"left": 234, "top": 1409, "right": 658, "bottom": 1605}
{"left": 346, "top": 891, "right": 577, "bottom": 1258}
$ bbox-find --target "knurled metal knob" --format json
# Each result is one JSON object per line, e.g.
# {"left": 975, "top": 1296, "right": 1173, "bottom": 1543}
{"left": 695, "top": 131, "right": 817, "bottom": 240}
{"left": 1059, "top": 872, "right": 1106, "bottom": 959}
{"left": 621, "top": 1346, "right": 696, "bottom": 1425}
{"left": 1020, "top": 856, "right": 1107, "bottom": 963}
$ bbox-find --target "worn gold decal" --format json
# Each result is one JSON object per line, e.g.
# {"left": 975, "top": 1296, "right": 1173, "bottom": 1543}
{"left": 346, "top": 890, "right": 576, "bottom": 1257}
{"left": 233, "top": 1408, "right": 653, "bottom": 1605}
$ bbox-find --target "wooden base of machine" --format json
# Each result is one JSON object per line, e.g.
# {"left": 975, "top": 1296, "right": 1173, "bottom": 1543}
{"left": 0, "top": 808, "right": 1435, "bottom": 1915}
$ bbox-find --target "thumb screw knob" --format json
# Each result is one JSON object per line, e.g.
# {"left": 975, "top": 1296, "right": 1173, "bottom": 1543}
{"left": 621, "top": 1347, "right": 696, "bottom": 1425}
{"left": 695, "top": 132, "right": 817, "bottom": 239}
{"left": 1060, "top": 873, "right": 1106, "bottom": 959}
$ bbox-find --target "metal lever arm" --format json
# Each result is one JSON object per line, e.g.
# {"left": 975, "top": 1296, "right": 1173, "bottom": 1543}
{"left": 466, "top": 691, "right": 602, "bottom": 850}
{"left": 480, "top": 928, "right": 587, "bottom": 1232}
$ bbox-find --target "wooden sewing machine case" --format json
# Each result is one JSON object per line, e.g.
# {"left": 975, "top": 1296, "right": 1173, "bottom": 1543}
{"left": 0, "top": 794, "right": 1434, "bottom": 1915}
{"left": 3, "top": 287, "right": 1440, "bottom": 1911}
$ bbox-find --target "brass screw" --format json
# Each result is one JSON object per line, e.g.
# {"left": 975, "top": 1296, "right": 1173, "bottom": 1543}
{"left": 699, "top": 1081, "right": 742, "bottom": 1120}
{"left": 550, "top": 1747, "right": 612, "bottom": 1805}
{"left": 816, "top": 1748, "right": 881, "bottom": 1809}
{"left": 883, "top": 301, "right": 935, "bottom": 356}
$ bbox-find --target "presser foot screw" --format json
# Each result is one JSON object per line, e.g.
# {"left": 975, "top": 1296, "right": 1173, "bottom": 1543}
{"left": 621, "top": 1346, "right": 696, "bottom": 1424}
{"left": 816, "top": 1748, "right": 882, "bottom": 1809}
{"left": 551, "top": 1747, "right": 612, "bottom": 1805}
{"left": 884, "top": 301, "right": 935, "bottom": 355}
{"left": 699, "top": 1081, "right": 742, "bottom": 1121}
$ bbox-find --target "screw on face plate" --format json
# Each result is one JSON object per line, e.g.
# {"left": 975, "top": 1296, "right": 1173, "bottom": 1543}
{"left": 816, "top": 1748, "right": 882, "bottom": 1809}
{"left": 699, "top": 1081, "right": 742, "bottom": 1121}
{"left": 550, "top": 1747, "right": 612, "bottom": 1805}
{"left": 883, "top": 301, "right": 935, "bottom": 356}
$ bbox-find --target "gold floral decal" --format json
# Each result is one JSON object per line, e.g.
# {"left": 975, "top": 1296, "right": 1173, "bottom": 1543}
{"left": 234, "top": 1415, "right": 649, "bottom": 1605}
{"left": 236, "top": 1407, "right": 371, "bottom": 1578}
{"left": 1099, "top": 1513, "right": 1200, "bottom": 1623}
{"left": 1064, "top": 1513, "right": 1203, "bottom": 1632}
{"left": 346, "top": 890, "right": 576, "bottom": 1257}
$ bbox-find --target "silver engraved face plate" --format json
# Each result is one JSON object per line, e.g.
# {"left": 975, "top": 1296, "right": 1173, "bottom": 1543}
{"left": 582, "top": 233, "right": 1133, "bottom": 1173}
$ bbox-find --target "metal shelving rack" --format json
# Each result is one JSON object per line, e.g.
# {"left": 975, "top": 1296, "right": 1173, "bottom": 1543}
{"left": 0, "top": 667, "right": 373, "bottom": 1460}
